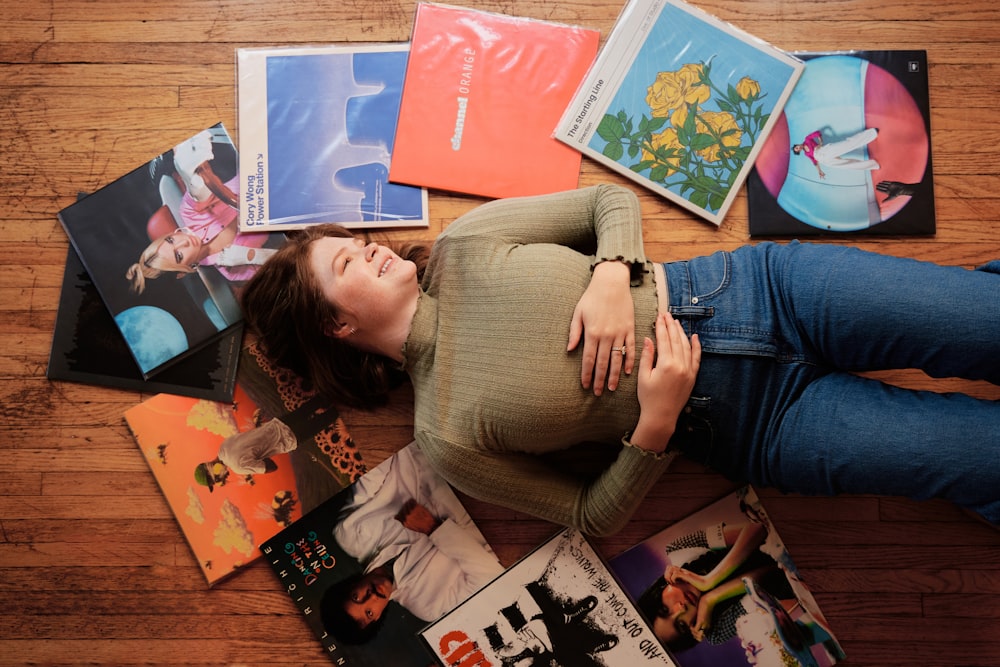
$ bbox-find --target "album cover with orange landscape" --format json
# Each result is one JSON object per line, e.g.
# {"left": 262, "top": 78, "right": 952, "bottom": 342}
{"left": 124, "top": 343, "right": 366, "bottom": 586}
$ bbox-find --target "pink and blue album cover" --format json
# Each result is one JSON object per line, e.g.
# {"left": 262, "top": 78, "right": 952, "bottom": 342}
{"left": 57, "top": 124, "right": 283, "bottom": 379}
{"left": 747, "top": 50, "right": 935, "bottom": 236}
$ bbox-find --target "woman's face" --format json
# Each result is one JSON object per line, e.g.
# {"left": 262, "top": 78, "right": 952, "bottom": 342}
{"left": 653, "top": 579, "right": 701, "bottom": 644}
{"left": 308, "top": 235, "right": 418, "bottom": 336}
{"left": 149, "top": 228, "right": 204, "bottom": 272}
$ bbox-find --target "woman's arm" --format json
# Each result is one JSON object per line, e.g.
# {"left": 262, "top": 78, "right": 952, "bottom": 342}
{"left": 439, "top": 184, "right": 646, "bottom": 270}
{"left": 804, "top": 130, "right": 823, "bottom": 147}
{"left": 669, "top": 521, "right": 767, "bottom": 592}
{"left": 441, "top": 184, "right": 648, "bottom": 396}
{"left": 203, "top": 219, "right": 238, "bottom": 257}
{"left": 417, "top": 430, "right": 675, "bottom": 537}
{"left": 568, "top": 258, "right": 635, "bottom": 395}
{"left": 690, "top": 563, "right": 775, "bottom": 641}
{"left": 630, "top": 313, "right": 701, "bottom": 454}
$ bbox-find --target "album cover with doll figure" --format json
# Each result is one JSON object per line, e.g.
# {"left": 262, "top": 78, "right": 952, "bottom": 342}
{"left": 609, "top": 486, "right": 846, "bottom": 667}
{"left": 57, "top": 123, "right": 285, "bottom": 378}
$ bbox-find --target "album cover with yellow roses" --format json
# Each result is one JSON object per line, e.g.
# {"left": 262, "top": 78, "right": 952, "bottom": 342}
{"left": 554, "top": 0, "right": 805, "bottom": 226}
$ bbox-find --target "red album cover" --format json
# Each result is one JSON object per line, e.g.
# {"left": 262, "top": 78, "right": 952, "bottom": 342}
{"left": 389, "top": 3, "right": 600, "bottom": 199}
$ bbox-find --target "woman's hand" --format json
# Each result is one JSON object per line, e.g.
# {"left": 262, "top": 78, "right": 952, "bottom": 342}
{"left": 630, "top": 312, "right": 701, "bottom": 453}
{"left": 666, "top": 564, "right": 711, "bottom": 592}
{"left": 691, "top": 600, "right": 713, "bottom": 642}
{"left": 567, "top": 260, "right": 635, "bottom": 395}
{"left": 667, "top": 564, "right": 713, "bottom": 641}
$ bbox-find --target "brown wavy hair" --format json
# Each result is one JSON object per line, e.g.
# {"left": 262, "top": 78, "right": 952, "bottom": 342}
{"left": 240, "top": 224, "right": 430, "bottom": 409}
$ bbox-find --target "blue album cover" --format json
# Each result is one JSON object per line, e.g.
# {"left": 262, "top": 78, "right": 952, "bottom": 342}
{"left": 237, "top": 45, "right": 428, "bottom": 231}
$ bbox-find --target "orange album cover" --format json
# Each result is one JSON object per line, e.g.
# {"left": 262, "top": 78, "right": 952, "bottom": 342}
{"left": 123, "top": 343, "right": 365, "bottom": 586}
{"left": 389, "top": 3, "right": 600, "bottom": 199}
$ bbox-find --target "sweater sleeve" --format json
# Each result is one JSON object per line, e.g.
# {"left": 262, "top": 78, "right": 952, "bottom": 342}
{"left": 417, "top": 429, "right": 676, "bottom": 537}
{"left": 435, "top": 183, "right": 647, "bottom": 271}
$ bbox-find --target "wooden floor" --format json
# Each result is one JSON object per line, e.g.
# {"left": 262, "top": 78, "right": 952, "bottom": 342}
{"left": 3, "top": 0, "right": 1000, "bottom": 664}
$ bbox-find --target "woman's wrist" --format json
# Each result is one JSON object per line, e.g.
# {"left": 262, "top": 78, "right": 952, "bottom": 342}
{"left": 593, "top": 258, "right": 631, "bottom": 279}
{"left": 628, "top": 418, "right": 674, "bottom": 454}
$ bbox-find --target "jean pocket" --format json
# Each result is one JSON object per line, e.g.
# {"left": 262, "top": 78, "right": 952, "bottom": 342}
{"left": 670, "top": 395, "right": 714, "bottom": 463}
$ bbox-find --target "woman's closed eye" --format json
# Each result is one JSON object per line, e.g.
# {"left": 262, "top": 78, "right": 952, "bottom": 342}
{"left": 163, "top": 236, "right": 183, "bottom": 263}
{"left": 342, "top": 240, "right": 365, "bottom": 270}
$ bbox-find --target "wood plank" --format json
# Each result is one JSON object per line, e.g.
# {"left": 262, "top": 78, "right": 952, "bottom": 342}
{"left": 4, "top": 0, "right": 1000, "bottom": 664}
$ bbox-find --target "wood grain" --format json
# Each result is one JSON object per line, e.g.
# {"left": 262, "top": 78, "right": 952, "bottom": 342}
{"left": 2, "top": 0, "right": 999, "bottom": 664}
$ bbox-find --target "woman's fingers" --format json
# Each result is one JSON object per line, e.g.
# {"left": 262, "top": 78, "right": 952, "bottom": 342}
{"left": 653, "top": 313, "right": 701, "bottom": 376}
{"left": 655, "top": 312, "right": 684, "bottom": 361}
{"left": 639, "top": 336, "right": 654, "bottom": 376}
{"left": 690, "top": 330, "right": 702, "bottom": 370}
{"left": 586, "top": 312, "right": 698, "bottom": 396}
{"left": 582, "top": 331, "right": 636, "bottom": 396}
{"left": 622, "top": 334, "right": 636, "bottom": 377}
{"left": 606, "top": 334, "right": 635, "bottom": 392}
{"left": 666, "top": 312, "right": 690, "bottom": 354}
{"left": 591, "top": 338, "right": 611, "bottom": 394}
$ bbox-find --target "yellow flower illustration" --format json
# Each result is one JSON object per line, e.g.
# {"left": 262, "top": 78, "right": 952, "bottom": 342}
{"left": 645, "top": 63, "right": 711, "bottom": 118}
{"left": 735, "top": 76, "right": 761, "bottom": 100}
{"left": 697, "top": 111, "right": 743, "bottom": 162}
{"left": 669, "top": 104, "right": 693, "bottom": 131}
{"left": 641, "top": 127, "right": 684, "bottom": 176}
{"left": 599, "top": 57, "right": 772, "bottom": 214}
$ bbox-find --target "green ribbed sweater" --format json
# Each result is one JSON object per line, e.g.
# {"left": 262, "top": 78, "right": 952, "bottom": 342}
{"left": 400, "top": 184, "right": 676, "bottom": 536}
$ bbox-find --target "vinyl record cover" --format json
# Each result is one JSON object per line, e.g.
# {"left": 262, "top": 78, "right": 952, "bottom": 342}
{"left": 609, "top": 487, "right": 846, "bottom": 667}
{"left": 124, "top": 343, "right": 365, "bottom": 586}
{"left": 261, "top": 443, "right": 503, "bottom": 665}
{"left": 389, "top": 2, "right": 600, "bottom": 199}
{"left": 237, "top": 44, "right": 429, "bottom": 231}
{"left": 421, "top": 527, "right": 680, "bottom": 667}
{"left": 57, "top": 124, "right": 284, "bottom": 378}
{"left": 747, "top": 50, "right": 935, "bottom": 236}
{"left": 554, "top": 0, "right": 804, "bottom": 225}
{"left": 46, "top": 243, "right": 241, "bottom": 402}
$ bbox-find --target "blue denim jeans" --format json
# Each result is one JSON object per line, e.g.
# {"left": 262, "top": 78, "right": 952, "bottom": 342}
{"left": 662, "top": 242, "right": 1000, "bottom": 522}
